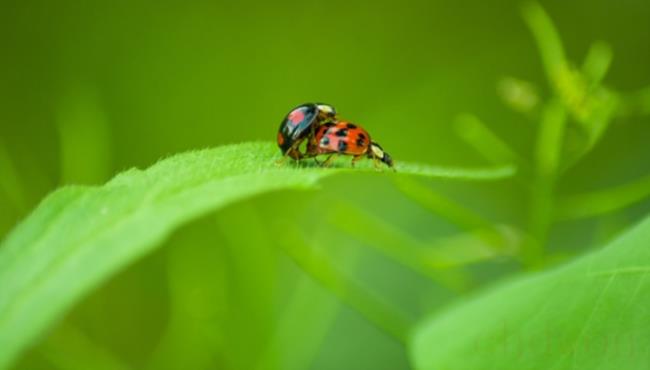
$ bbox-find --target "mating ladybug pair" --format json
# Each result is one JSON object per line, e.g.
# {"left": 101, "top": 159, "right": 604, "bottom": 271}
{"left": 277, "top": 103, "right": 394, "bottom": 168}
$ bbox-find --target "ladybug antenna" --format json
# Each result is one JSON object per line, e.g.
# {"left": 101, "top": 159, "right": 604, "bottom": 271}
{"left": 382, "top": 151, "right": 394, "bottom": 168}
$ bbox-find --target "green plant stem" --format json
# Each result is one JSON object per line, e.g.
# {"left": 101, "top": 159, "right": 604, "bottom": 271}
{"left": 454, "top": 114, "right": 524, "bottom": 167}
{"left": 556, "top": 174, "right": 650, "bottom": 221}
{"left": 521, "top": 3, "right": 574, "bottom": 268}
{"left": 394, "top": 177, "right": 501, "bottom": 231}
{"left": 525, "top": 176, "right": 555, "bottom": 266}
{"left": 582, "top": 41, "right": 612, "bottom": 89}
{"left": 521, "top": 1, "right": 567, "bottom": 81}
{"left": 359, "top": 180, "right": 520, "bottom": 259}
{"left": 327, "top": 202, "right": 473, "bottom": 291}
{"left": 525, "top": 99, "right": 567, "bottom": 267}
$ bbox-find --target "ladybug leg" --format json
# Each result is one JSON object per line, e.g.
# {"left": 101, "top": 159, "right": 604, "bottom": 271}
{"left": 350, "top": 155, "right": 363, "bottom": 168}
{"left": 372, "top": 158, "right": 382, "bottom": 170}
{"left": 275, "top": 145, "right": 303, "bottom": 166}
{"left": 287, "top": 142, "right": 304, "bottom": 160}
{"left": 293, "top": 141, "right": 304, "bottom": 158}
{"left": 321, "top": 154, "right": 336, "bottom": 167}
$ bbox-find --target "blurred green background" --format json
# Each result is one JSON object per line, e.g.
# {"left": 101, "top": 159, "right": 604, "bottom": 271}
{"left": 1, "top": 0, "right": 649, "bottom": 369}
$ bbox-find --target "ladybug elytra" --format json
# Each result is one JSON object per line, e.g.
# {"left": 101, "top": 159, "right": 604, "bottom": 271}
{"left": 307, "top": 121, "right": 394, "bottom": 168}
{"left": 277, "top": 103, "right": 337, "bottom": 160}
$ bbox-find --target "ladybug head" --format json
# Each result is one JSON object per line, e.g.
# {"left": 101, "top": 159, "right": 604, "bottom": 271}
{"left": 369, "top": 141, "right": 394, "bottom": 168}
{"left": 315, "top": 103, "right": 337, "bottom": 120}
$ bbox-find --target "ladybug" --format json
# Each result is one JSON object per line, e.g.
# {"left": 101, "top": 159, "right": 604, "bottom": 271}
{"left": 307, "top": 121, "right": 394, "bottom": 168}
{"left": 277, "top": 103, "right": 337, "bottom": 160}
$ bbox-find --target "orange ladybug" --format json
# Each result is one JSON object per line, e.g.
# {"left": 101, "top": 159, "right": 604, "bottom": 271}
{"left": 307, "top": 121, "right": 394, "bottom": 168}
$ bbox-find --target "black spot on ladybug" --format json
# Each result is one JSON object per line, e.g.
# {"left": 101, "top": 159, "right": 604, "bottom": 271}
{"left": 356, "top": 137, "right": 365, "bottom": 147}
{"left": 324, "top": 122, "right": 335, "bottom": 127}
{"left": 338, "top": 140, "right": 348, "bottom": 152}
{"left": 335, "top": 129, "right": 348, "bottom": 137}
{"left": 358, "top": 133, "right": 366, "bottom": 140}
{"left": 346, "top": 123, "right": 357, "bottom": 129}
{"left": 321, "top": 136, "right": 330, "bottom": 146}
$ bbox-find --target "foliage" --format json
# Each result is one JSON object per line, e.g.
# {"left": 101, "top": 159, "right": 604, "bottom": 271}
{"left": 0, "top": 142, "right": 511, "bottom": 369}
{"left": 412, "top": 213, "right": 650, "bottom": 369}
{"left": 0, "top": 1, "right": 649, "bottom": 370}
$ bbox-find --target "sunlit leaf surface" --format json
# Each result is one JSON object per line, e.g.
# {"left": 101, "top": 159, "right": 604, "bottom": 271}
{"left": 0, "top": 141, "right": 513, "bottom": 370}
{"left": 411, "top": 214, "right": 650, "bottom": 369}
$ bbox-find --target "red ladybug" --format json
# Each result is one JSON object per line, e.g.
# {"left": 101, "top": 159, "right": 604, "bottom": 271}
{"left": 307, "top": 121, "right": 394, "bottom": 168}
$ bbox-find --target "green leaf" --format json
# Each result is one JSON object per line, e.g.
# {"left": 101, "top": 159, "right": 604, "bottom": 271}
{"left": 0, "top": 141, "right": 514, "bottom": 370}
{"left": 410, "top": 212, "right": 650, "bottom": 369}
{"left": 556, "top": 173, "right": 650, "bottom": 221}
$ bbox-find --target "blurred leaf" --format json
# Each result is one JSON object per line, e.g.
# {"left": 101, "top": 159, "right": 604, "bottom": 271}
{"left": 525, "top": 99, "right": 567, "bottom": 265}
{"left": 523, "top": 2, "right": 617, "bottom": 166}
{"left": 563, "top": 88, "right": 619, "bottom": 170}
{"left": 554, "top": 64, "right": 591, "bottom": 120}
{"left": 582, "top": 41, "right": 613, "bottom": 89}
{"left": 421, "top": 225, "right": 521, "bottom": 268}
{"left": 556, "top": 173, "right": 650, "bottom": 221}
{"left": 567, "top": 40, "right": 617, "bottom": 164}
{"left": 0, "top": 141, "right": 514, "bottom": 369}
{"left": 410, "top": 212, "right": 650, "bottom": 369}
{"left": 497, "top": 77, "right": 540, "bottom": 114}
{"left": 580, "top": 89, "right": 619, "bottom": 147}
{"left": 522, "top": 2, "right": 608, "bottom": 132}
